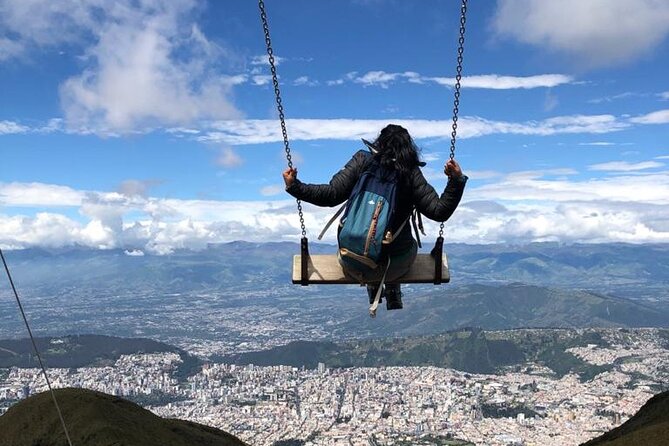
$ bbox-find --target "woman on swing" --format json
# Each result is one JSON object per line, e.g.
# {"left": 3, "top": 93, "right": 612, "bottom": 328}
{"left": 283, "top": 124, "right": 467, "bottom": 312}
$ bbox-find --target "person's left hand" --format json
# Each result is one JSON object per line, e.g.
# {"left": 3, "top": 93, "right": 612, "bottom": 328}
{"left": 283, "top": 167, "right": 298, "bottom": 188}
{"left": 444, "top": 159, "right": 463, "bottom": 179}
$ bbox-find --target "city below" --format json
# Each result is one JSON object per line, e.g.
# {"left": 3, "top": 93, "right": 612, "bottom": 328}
{"left": 2, "top": 328, "right": 667, "bottom": 446}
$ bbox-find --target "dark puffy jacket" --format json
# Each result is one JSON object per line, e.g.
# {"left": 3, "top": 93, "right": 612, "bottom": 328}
{"left": 286, "top": 150, "right": 467, "bottom": 254}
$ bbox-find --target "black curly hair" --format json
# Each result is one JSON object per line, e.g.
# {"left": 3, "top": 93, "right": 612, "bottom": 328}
{"left": 367, "top": 124, "right": 421, "bottom": 180}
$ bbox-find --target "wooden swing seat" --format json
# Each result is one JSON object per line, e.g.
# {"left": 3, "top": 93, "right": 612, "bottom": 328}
{"left": 292, "top": 253, "right": 450, "bottom": 285}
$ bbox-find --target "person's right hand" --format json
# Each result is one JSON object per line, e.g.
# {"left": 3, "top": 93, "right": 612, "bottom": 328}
{"left": 444, "top": 159, "right": 463, "bottom": 179}
{"left": 283, "top": 167, "right": 298, "bottom": 188}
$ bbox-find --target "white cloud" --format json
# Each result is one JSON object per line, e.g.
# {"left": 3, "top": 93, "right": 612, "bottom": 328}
{"left": 0, "top": 0, "right": 243, "bottom": 133}
{"left": 260, "top": 184, "right": 285, "bottom": 196}
{"left": 165, "top": 126, "right": 200, "bottom": 135}
{"left": 353, "top": 71, "right": 405, "bottom": 88}
{"left": 588, "top": 161, "right": 664, "bottom": 172}
{"left": 404, "top": 72, "right": 423, "bottom": 84}
{"left": 251, "top": 75, "right": 272, "bottom": 86}
{"left": 4, "top": 168, "right": 669, "bottom": 251}
{"left": 659, "top": 91, "right": 669, "bottom": 101}
{"left": 0, "top": 182, "right": 84, "bottom": 206}
{"left": 444, "top": 168, "right": 669, "bottom": 243}
{"left": 465, "top": 170, "right": 503, "bottom": 181}
{"left": 216, "top": 147, "right": 243, "bottom": 168}
{"left": 578, "top": 142, "right": 616, "bottom": 146}
{"left": 197, "top": 114, "right": 629, "bottom": 145}
{"left": 330, "top": 72, "right": 358, "bottom": 85}
{"left": 0, "top": 213, "right": 84, "bottom": 249}
{"left": 0, "top": 36, "right": 23, "bottom": 60}
{"left": 58, "top": 1, "right": 242, "bottom": 134}
{"left": 250, "top": 54, "right": 284, "bottom": 66}
{"left": 118, "top": 179, "right": 161, "bottom": 197}
{"left": 543, "top": 90, "right": 558, "bottom": 112}
{"left": 492, "top": 0, "right": 669, "bottom": 68}
{"left": 220, "top": 74, "right": 249, "bottom": 86}
{"left": 8, "top": 107, "right": 660, "bottom": 146}
{"left": 470, "top": 169, "right": 669, "bottom": 205}
{"left": 0, "top": 0, "right": 100, "bottom": 61}
{"left": 629, "top": 109, "right": 669, "bottom": 125}
{"left": 326, "top": 79, "right": 345, "bottom": 86}
{"left": 588, "top": 92, "right": 639, "bottom": 104}
{"left": 430, "top": 74, "right": 573, "bottom": 90}
{"left": 38, "top": 118, "right": 66, "bottom": 134}
{"left": 80, "top": 218, "right": 118, "bottom": 249}
{"left": 421, "top": 152, "right": 443, "bottom": 163}
{"left": 0, "top": 120, "right": 29, "bottom": 134}
{"left": 499, "top": 169, "right": 579, "bottom": 180}
{"left": 338, "top": 70, "right": 573, "bottom": 90}
{"left": 452, "top": 202, "right": 669, "bottom": 245}
{"left": 293, "top": 76, "right": 318, "bottom": 87}
{"left": 355, "top": 71, "right": 423, "bottom": 87}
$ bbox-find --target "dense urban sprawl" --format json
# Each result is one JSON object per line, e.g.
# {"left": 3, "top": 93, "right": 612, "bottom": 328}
{"left": 1, "top": 329, "right": 668, "bottom": 446}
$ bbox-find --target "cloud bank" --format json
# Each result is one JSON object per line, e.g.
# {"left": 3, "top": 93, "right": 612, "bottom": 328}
{"left": 3, "top": 165, "right": 669, "bottom": 252}
{"left": 492, "top": 0, "right": 669, "bottom": 68}
{"left": 328, "top": 71, "right": 574, "bottom": 90}
{"left": 194, "top": 114, "right": 632, "bottom": 145}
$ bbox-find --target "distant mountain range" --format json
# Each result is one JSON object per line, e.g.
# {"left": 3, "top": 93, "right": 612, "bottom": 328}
{"left": 448, "top": 242, "right": 669, "bottom": 303}
{"left": 1, "top": 242, "right": 668, "bottom": 344}
{"left": 333, "top": 282, "right": 669, "bottom": 339}
{"left": 0, "top": 388, "right": 247, "bottom": 446}
{"left": 4, "top": 241, "right": 669, "bottom": 301}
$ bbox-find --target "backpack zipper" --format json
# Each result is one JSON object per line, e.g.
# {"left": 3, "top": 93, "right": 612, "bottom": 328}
{"left": 364, "top": 198, "right": 384, "bottom": 256}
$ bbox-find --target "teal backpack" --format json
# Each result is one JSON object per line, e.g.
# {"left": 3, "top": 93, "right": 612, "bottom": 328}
{"left": 337, "top": 153, "right": 399, "bottom": 274}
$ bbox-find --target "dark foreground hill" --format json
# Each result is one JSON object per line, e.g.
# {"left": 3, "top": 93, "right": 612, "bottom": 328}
{"left": 0, "top": 388, "right": 247, "bottom": 446}
{"left": 581, "top": 390, "right": 669, "bottom": 446}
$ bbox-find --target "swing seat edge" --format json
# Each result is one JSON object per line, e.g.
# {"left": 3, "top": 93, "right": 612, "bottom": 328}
{"left": 291, "top": 253, "right": 450, "bottom": 285}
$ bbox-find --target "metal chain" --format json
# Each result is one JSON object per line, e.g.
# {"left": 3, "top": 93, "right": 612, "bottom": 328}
{"left": 1, "top": 249, "right": 74, "bottom": 446}
{"left": 258, "top": 0, "right": 307, "bottom": 238}
{"left": 441, "top": 0, "right": 468, "bottom": 237}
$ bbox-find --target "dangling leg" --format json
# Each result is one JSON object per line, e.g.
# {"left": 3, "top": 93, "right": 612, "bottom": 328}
{"left": 385, "top": 283, "right": 403, "bottom": 310}
{"left": 382, "top": 239, "right": 416, "bottom": 312}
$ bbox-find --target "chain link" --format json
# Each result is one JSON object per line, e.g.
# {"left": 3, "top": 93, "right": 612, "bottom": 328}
{"left": 441, "top": 0, "right": 468, "bottom": 238}
{"left": 258, "top": 0, "right": 306, "bottom": 237}
{"left": 259, "top": 0, "right": 465, "bottom": 240}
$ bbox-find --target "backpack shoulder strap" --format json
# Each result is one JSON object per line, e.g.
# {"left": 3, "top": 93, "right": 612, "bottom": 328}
{"left": 317, "top": 148, "right": 373, "bottom": 241}
{"left": 317, "top": 202, "right": 347, "bottom": 240}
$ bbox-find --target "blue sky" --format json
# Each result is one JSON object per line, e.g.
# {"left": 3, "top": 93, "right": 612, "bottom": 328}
{"left": 1, "top": 0, "right": 668, "bottom": 253}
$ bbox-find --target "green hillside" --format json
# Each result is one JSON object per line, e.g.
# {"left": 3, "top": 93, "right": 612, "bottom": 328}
{"left": 0, "top": 334, "right": 202, "bottom": 379}
{"left": 222, "top": 327, "right": 641, "bottom": 380}
{"left": 0, "top": 388, "right": 247, "bottom": 446}
{"left": 581, "top": 390, "right": 669, "bottom": 446}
